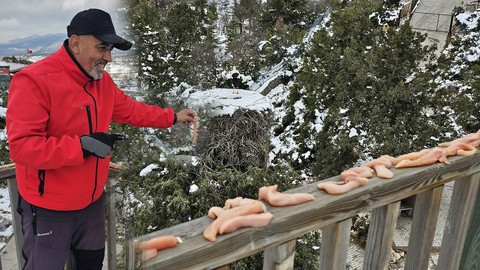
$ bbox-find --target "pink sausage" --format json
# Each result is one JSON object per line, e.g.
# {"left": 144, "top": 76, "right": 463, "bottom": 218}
{"left": 218, "top": 212, "right": 274, "bottom": 235}
{"left": 259, "top": 185, "right": 315, "bottom": 206}
{"left": 208, "top": 206, "right": 224, "bottom": 219}
{"left": 396, "top": 147, "right": 448, "bottom": 168}
{"left": 203, "top": 201, "right": 266, "bottom": 242}
{"left": 317, "top": 177, "right": 368, "bottom": 195}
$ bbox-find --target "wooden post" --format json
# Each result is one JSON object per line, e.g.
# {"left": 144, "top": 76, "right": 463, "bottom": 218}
{"left": 263, "top": 239, "right": 296, "bottom": 270}
{"left": 106, "top": 177, "right": 117, "bottom": 270}
{"left": 404, "top": 185, "right": 443, "bottom": 270}
{"left": 438, "top": 174, "right": 480, "bottom": 270}
{"left": 7, "top": 178, "right": 23, "bottom": 268}
{"left": 458, "top": 174, "right": 480, "bottom": 269}
{"left": 363, "top": 202, "right": 400, "bottom": 269}
{"left": 319, "top": 219, "right": 352, "bottom": 270}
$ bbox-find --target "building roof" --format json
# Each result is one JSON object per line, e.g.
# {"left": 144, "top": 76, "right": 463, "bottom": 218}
{"left": 0, "top": 61, "right": 27, "bottom": 72}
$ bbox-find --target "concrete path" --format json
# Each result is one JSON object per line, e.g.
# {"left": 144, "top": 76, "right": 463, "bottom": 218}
{"left": 410, "top": 0, "right": 468, "bottom": 55}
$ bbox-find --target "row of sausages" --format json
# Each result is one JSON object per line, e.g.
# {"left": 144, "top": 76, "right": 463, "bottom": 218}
{"left": 136, "top": 131, "right": 480, "bottom": 261}
{"left": 318, "top": 131, "right": 480, "bottom": 195}
{"left": 137, "top": 184, "right": 315, "bottom": 261}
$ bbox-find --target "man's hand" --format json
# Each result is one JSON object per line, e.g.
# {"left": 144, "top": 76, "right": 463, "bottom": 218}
{"left": 80, "top": 132, "right": 128, "bottom": 159}
{"left": 175, "top": 109, "right": 196, "bottom": 125}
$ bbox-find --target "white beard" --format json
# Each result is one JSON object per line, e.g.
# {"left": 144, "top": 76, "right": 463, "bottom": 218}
{"left": 90, "top": 63, "right": 106, "bottom": 80}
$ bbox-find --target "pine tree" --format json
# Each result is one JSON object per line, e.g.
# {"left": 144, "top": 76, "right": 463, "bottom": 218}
{"left": 273, "top": 0, "right": 452, "bottom": 177}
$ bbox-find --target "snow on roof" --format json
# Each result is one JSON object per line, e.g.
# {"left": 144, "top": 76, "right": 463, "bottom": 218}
{"left": 0, "top": 61, "right": 27, "bottom": 71}
{"left": 188, "top": 88, "right": 273, "bottom": 117}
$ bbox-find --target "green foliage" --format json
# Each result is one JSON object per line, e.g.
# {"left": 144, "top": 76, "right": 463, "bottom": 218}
{"left": 433, "top": 16, "right": 480, "bottom": 134}
{"left": 260, "top": 0, "right": 313, "bottom": 30}
{"left": 294, "top": 232, "right": 322, "bottom": 269}
{"left": 351, "top": 213, "right": 370, "bottom": 248}
{"left": 127, "top": 0, "right": 218, "bottom": 104}
{"left": 1, "top": 56, "right": 32, "bottom": 65}
{"left": 273, "top": 0, "right": 454, "bottom": 178}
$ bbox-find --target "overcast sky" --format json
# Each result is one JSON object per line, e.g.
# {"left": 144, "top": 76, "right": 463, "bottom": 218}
{"left": 0, "top": 0, "right": 126, "bottom": 43}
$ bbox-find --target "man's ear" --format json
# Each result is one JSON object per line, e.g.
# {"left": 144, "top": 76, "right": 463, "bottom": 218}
{"left": 68, "top": 35, "right": 81, "bottom": 54}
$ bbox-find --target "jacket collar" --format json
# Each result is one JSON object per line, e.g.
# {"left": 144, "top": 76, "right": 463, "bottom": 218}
{"left": 58, "top": 39, "right": 94, "bottom": 85}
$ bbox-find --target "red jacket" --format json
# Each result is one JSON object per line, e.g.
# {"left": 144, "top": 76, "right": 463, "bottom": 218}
{"left": 7, "top": 41, "right": 174, "bottom": 211}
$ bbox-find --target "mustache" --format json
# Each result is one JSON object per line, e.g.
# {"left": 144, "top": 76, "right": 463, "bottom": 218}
{"left": 96, "top": 60, "right": 108, "bottom": 66}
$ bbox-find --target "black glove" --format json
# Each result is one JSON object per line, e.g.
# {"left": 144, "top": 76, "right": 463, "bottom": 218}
{"left": 80, "top": 132, "right": 128, "bottom": 159}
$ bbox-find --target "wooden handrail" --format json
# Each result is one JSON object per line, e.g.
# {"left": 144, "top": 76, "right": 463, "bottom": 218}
{"left": 132, "top": 153, "right": 480, "bottom": 269}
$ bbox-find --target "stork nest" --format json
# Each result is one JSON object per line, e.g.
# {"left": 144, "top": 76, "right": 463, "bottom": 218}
{"left": 196, "top": 108, "right": 273, "bottom": 169}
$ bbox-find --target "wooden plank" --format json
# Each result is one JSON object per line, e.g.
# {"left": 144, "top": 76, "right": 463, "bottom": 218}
{"left": 106, "top": 177, "right": 117, "bottom": 270}
{"left": 319, "top": 219, "right": 351, "bottom": 270}
{"left": 0, "top": 166, "right": 15, "bottom": 181}
{"left": 7, "top": 178, "right": 23, "bottom": 268}
{"left": 135, "top": 153, "right": 480, "bottom": 270}
{"left": 263, "top": 239, "right": 296, "bottom": 270}
{"left": 363, "top": 201, "right": 400, "bottom": 270}
{"left": 404, "top": 185, "right": 443, "bottom": 270}
{"left": 437, "top": 174, "right": 480, "bottom": 270}
{"left": 459, "top": 178, "right": 480, "bottom": 269}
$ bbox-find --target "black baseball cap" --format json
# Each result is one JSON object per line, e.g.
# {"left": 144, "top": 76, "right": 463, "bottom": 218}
{"left": 67, "top": 8, "right": 132, "bottom": 51}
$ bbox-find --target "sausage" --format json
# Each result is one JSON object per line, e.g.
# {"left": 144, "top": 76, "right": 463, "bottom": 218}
{"left": 137, "top": 235, "right": 182, "bottom": 251}
{"left": 218, "top": 212, "right": 274, "bottom": 235}
{"left": 258, "top": 185, "right": 315, "bottom": 206}
{"left": 362, "top": 157, "right": 394, "bottom": 179}
{"left": 341, "top": 167, "right": 373, "bottom": 181}
{"left": 203, "top": 201, "right": 266, "bottom": 242}
{"left": 396, "top": 147, "right": 448, "bottom": 168}
{"left": 317, "top": 177, "right": 369, "bottom": 195}
{"left": 395, "top": 149, "right": 430, "bottom": 163}
{"left": 208, "top": 206, "right": 224, "bottom": 219}
{"left": 443, "top": 142, "right": 477, "bottom": 156}
{"left": 224, "top": 197, "right": 259, "bottom": 209}
{"left": 438, "top": 132, "right": 480, "bottom": 147}
{"left": 266, "top": 191, "right": 315, "bottom": 206}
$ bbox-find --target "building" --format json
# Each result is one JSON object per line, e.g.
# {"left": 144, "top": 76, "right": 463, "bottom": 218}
{"left": 0, "top": 61, "right": 27, "bottom": 88}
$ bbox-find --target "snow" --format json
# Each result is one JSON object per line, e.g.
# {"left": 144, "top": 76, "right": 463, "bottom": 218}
{"left": 187, "top": 88, "right": 273, "bottom": 117}
{"left": 139, "top": 164, "right": 160, "bottom": 176}
{"left": 0, "top": 186, "right": 13, "bottom": 251}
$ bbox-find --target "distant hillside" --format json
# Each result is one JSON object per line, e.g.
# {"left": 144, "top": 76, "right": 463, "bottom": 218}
{"left": 0, "top": 34, "right": 65, "bottom": 56}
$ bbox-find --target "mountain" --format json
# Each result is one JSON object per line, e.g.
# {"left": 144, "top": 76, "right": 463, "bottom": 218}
{"left": 0, "top": 34, "right": 65, "bottom": 56}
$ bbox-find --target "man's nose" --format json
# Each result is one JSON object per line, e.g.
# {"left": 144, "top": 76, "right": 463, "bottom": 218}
{"left": 103, "top": 49, "right": 112, "bottom": 62}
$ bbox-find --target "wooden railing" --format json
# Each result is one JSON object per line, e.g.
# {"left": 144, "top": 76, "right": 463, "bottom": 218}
{"left": 130, "top": 153, "right": 480, "bottom": 270}
{"left": 2, "top": 153, "right": 480, "bottom": 269}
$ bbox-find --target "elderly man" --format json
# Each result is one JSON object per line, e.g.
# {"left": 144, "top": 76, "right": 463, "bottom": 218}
{"left": 6, "top": 8, "right": 195, "bottom": 270}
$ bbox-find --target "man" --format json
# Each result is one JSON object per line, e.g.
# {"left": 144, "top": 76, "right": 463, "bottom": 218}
{"left": 6, "top": 8, "right": 195, "bottom": 270}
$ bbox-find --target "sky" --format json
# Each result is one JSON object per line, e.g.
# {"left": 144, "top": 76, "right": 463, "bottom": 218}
{"left": 0, "top": 0, "right": 126, "bottom": 43}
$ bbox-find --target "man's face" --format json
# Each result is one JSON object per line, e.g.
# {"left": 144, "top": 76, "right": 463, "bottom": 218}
{"left": 72, "top": 35, "right": 113, "bottom": 80}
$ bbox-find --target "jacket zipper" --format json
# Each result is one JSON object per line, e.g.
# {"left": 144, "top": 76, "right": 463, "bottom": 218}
{"left": 84, "top": 82, "right": 99, "bottom": 203}
{"left": 86, "top": 105, "right": 93, "bottom": 134}
{"left": 38, "top": 169, "right": 45, "bottom": 197}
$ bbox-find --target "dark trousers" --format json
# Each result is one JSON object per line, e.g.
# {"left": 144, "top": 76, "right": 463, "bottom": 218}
{"left": 17, "top": 193, "right": 106, "bottom": 270}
